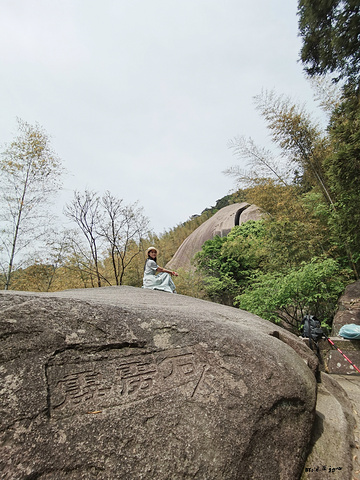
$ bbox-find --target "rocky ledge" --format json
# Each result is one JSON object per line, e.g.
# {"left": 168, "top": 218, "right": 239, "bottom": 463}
{"left": 0, "top": 286, "right": 355, "bottom": 479}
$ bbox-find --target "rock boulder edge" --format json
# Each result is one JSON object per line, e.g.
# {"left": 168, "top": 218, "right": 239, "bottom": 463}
{"left": 0, "top": 287, "right": 317, "bottom": 480}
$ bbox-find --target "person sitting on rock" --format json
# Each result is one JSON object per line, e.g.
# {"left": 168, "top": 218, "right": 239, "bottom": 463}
{"left": 142, "top": 247, "right": 178, "bottom": 293}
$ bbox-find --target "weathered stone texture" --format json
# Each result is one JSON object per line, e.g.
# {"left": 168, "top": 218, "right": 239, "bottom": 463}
{"left": 332, "top": 281, "right": 360, "bottom": 336}
{"left": 166, "top": 203, "right": 263, "bottom": 271}
{"left": 0, "top": 287, "right": 317, "bottom": 479}
{"left": 301, "top": 373, "right": 355, "bottom": 480}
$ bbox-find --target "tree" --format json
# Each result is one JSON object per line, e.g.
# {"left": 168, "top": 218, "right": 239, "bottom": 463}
{"left": 325, "top": 94, "right": 360, "bottom": 276}
{"left": 236, "top": 257, "right": 352, "bottom": 332}
{"left": 226, "top": 136, "right": 291, "bottom": 189}
{"left": 298, "top": 0, "right": 360, "bottom": 89}
{"left": 0, "top": 119, "right": 63, "bottom": 289}
{"left": 226, "top": 90, "right": 333, "bottom": 205}
{"left": 297, "top": 2, "right": 360, "bottom": 272}
{"left": 61, "top": 238, "right": 99, "bottom": 289}
{"left": 65, "top": 190, "right": 151, "bottom": 287}
{"left": 309, "top": 75, "right": 342, "bottom": 116}
{"left": 194, "top": 221, "right": 266, "bottom": 305}
{"left": 64, "top": 190, "right": 105, "bottom": 288}
{"left": 8, "top": 230, "right": 69, "bottom": 292}
{"left": 195, "top": 235, "right": 239, "bottom": 305}
{"left": 255, "top": 90, "right": 333, "bottom": 203}
{"left": 100, "top": 191, "right": 150, "bottom": 285}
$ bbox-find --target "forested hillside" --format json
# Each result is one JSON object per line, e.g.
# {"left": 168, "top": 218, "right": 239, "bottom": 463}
{"left": 195, "top": 0, "right": 360, "bottom": 331}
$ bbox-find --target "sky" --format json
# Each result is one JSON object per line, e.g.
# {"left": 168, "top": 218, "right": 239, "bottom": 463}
{"left": 0, "top": 0, "right": 323, "bottom": 235}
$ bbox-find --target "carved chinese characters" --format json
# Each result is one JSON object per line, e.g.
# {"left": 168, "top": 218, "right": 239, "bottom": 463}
{"left": 46, "top": 346, "right": 232, "bottom": 417}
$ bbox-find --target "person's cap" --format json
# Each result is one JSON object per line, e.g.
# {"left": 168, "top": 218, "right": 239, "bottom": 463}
{"left": 146, "top": 246, "right": 158, "bottom": 255}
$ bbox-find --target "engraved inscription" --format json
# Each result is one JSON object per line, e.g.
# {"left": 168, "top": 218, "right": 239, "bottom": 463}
{"left": 50, "top": 365, "right": 113, "bottom": 410}
{"left": 58, "top": 370, "right": 110, "bottom": 404}
{"left": 47, "top": 346, "right": 246, "bottom": 417}
{"left": 159, "top": 353, "right": 195, "bottom": 379}
{"left": 117, "top": 360, "right": 157, "bottom": 397}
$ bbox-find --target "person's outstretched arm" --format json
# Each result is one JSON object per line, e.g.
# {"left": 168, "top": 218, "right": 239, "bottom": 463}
{"left": 156, "top": 266, "right": 178, "bottom": 276}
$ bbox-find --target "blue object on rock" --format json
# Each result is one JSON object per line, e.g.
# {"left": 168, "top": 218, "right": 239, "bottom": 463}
{"left": 339, "top": 324, "right": 360, "bottom": 340}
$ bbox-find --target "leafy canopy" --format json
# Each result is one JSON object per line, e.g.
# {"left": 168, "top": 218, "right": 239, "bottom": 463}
{"left": 236, "top": 257, "right": 352, "bottom": 331}
{"left": 298, "top": 0, "right": 360, "bottom": 88}
{"left": 194, "top": 221, "right": 266, "bottom": 305}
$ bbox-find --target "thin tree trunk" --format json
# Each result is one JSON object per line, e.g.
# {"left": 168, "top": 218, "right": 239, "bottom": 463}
{"left": 5, "top": 166, "right": 30, "bottom": 290}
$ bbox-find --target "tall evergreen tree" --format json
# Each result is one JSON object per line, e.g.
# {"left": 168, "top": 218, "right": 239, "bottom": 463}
{"left": 326, "top": 94, "right": 360, "bottom": 277}
{"left": 298, "top": 0, "right": 360, "bottom": 89}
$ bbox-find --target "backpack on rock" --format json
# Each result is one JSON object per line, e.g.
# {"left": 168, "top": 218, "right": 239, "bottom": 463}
{"left": 301, "top": 315, "right": 324, "bottom": 359}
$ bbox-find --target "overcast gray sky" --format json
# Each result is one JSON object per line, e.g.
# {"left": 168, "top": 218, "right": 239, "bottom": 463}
{"left": 0, "top": 0, "right": 322, "bottom": 234}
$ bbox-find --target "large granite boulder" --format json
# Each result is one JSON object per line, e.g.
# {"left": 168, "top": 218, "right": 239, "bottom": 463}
{"left": 0, "top": 287, "right": 317, "bottom": 479}
{"left": 302, "top": 373, "right": 355, "bottom": 479}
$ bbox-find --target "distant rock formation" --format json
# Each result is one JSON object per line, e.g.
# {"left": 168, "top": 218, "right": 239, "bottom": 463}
{"left": 1, "top": 286, "right": 318, "bottom": 480}
{"left": 167, "top": 202, "right": 263, "bottom": 271}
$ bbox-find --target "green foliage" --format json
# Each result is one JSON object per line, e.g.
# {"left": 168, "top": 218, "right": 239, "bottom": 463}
{"left": 195, "top": 221, "right": 266, "bottom": 305}
{"left": 171, "top": 268, "right": 207, "bottom": 299}
{"left": 227, "top": 91, "right": 333, "bottom": 205}
{"left": 222, "top": 81, "right": 360, "bottom": 328}
{"left": 236, "top": 258, "right": 352, "bottom": 332}
{"left": 298, "top": 0, "right": 360, "bottom": 88}
{"left": 325, "top": 94, "right": 360, "bottom": 276}
{"left": 200, "top": 274, "right": 240, "bottom": 305}
{"left": 261, "top": 218, "right": 326, "bottom": 271}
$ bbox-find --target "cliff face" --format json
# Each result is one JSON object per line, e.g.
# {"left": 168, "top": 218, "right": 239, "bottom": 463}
{"left": 1, "top": 286, "right": 317, "bottom": 480}
{"left": 167, "top": 202, "right": 263, "bottom": 271}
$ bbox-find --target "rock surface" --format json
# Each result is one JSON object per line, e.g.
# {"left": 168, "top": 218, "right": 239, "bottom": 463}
{"left": 166, "top": 203, "right": 263, "bottom": 271}
{"left": 0, "top": 286, "right": 317, "bottom": 480}
{"left": 331, "top": 375, "right": 360, "bottom": 480}
{"left": 301, "top": 373, "right": 356, "bottom": 480}
{"left": 322, "top": 337, "right": 360, "bottom": 375}
{"left": 317, "top": 281, "right": 360, "bottom": 376}
{"left": 332, "top": 281, "right": 360, "bottom": 335}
